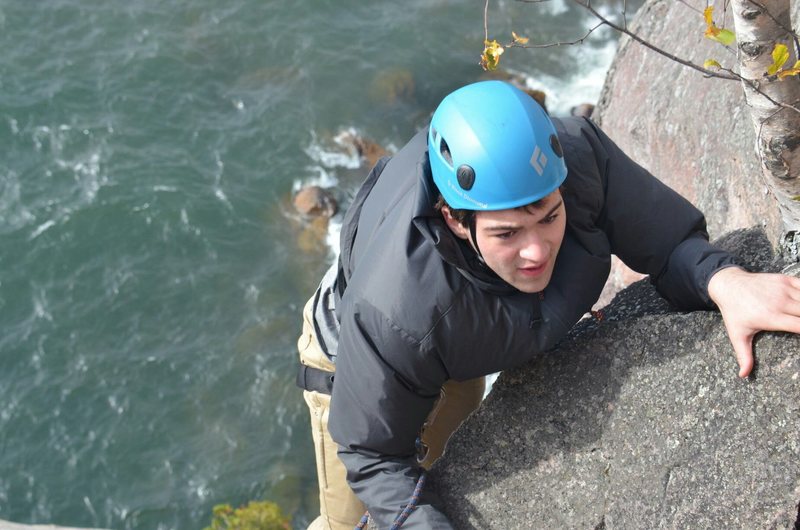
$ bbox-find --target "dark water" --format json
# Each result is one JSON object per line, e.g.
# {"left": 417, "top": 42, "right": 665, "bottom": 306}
{"left": 0, "top": 1, "right": 639, "bottom": 527}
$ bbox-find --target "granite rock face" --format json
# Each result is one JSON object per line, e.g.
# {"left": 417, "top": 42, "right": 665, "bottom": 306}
{"left": 595, "top": 0, "right": 788, "bottom": 245}
{"left": 430, "top": 229, "right": 800, "bottom": 529}
{"left": 591, "top": 0, "right": 800, "bottom": 306}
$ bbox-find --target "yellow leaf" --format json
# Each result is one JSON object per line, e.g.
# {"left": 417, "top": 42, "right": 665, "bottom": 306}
{"left": 768, "top": 43, "right": 791, "bottom": 75}
{"left": 704, "top": 59, "right": 722, "bottom": 69}
{"left": 773, "top": 44, "right": 790, "bottom": 67}
{"left": 481, "top": 39, "right": 505, "bottom": 71}
{"left": 705, "top": 26, "right": 720, "bottom": 39}
{"left": 512, "top": 31, "right": 529, "bottom": 45}
{"left": 777, "top": 60, "right": 800, "bottom": 79}
{"left": 703, "top": 7, "right": 735, "bottom": 46}
{"left": 703, "top": 6, "right": 714, "bottom": 29}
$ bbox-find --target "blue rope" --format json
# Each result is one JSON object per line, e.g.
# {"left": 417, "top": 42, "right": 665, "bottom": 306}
{"left": 353, "top": 470, "right": 427, "bottom": 530}
{"left": 355, "top": 512, "right": 369, "bottom": 529}
{"left": 390, "top": 471, "right": 426, "bottom": 530}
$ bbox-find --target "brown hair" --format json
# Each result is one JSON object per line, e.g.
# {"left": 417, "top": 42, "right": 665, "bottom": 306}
{"left": 434, "top": 193, "right": 555, "bottom": 228}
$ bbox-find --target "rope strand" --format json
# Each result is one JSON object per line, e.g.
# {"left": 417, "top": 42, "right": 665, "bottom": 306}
{"left": 353, "top": 471, "right": 428, "bottom": 530}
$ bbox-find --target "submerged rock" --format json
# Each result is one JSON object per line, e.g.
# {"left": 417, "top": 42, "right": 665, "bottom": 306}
{"left": 296, "top": 216, "right": 332, "bottom": 255}
{"left": 334, "top": 129, "right": 389, "bottom": 170}
{"left": 430, "top": 229, "right": 800, "bottom": 529}
{"left": 369, "top": 68, "right": 415, "bottom": 105}
{"left": 293, "top": 185, "right": 337, "bottom": 218}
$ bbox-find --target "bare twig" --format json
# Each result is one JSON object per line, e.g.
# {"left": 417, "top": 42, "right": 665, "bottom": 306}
{"left": 676, "top": 0, "right": 704, "bottom": 16}
{"left": 484, "top": 0, "right": 490, "bottom": 41}
{"left": 514, "top": 21, "right": 608, "bottom": 49}
{"left": 514, "top": 0, "right": 735, "bottom": 77}
{"left": 622, "top": 0, "right": 629, "bottom": 31}
{"left": 498, "top": 0, "right": 800, "bottom": 114}
{"left": 717, "top": 66, "right": 800, "bottom": 114}
{"left": 570, "top": 0, "right": 740, "bottom": 80}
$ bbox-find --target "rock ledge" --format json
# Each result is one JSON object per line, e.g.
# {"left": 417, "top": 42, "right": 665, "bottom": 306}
{"left": 431, "top": 229, "right": 800, "bottom": 529}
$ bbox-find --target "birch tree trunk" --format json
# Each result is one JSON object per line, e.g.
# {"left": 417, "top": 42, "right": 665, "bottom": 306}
{"left": 730, "top": 0, "right": 800, "bottom": 241}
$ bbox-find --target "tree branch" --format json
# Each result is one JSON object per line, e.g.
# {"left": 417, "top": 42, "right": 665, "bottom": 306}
{"left": 718, "top": 66, "right": 800, "bottom": 115}
{"left": 514, "top": 21, "right": 608, "bottom": 49}
{"left": 568, "top": 0, "right": 740, "bottom": 81}
{"left": 503, "top": 0, "right": 800, "bottom": 114}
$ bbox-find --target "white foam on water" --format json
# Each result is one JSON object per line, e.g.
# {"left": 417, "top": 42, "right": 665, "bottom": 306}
{"left": 0, "top": 395, "right": 17, "bottom": 423}
{"left": 188, "top": 477, "right": 211, "bottom": 501}
{"left": 304, "top": 128, "right": 361, "bottom": 174}
{"left": 295, "top": 165, "right": 338, "bottom": 192}
{"left": 212, "top": 150, "right": 233, "bottom": 210}
{"left": 32, "top": 285, "right": 53, "bottom": 322}
{"left": 23, "top": 123, "right": 111, "bottom": 240}
{"left": 66, "top": 151, "right": 105, "bottom": 203}
{"left": 534, "top": 0, "right": 569, "bottom": 16}
{"left": 297, "top": 125, "right": 366, "bottom": 194}
{"left": 326, "top": 217, "right": 342, "bottom": 260}
{"left": 1, "top": 170, "right": 36, "bottom": 234}
{"left": 107, "top": 394, "right": 125, "bottom": 416}
{"left": 214, "top": 186, "right": 232, "bottom": 209}
{"left": 0, "top": 478, "right": 7, "bottom": 505}
{"left": 244, "top": 284, "right": 260, "bottom": 303}
{"left": 83, "top": 496, "right": 99, "bottom": 521}
{"left": 298, "top": 127, "right": 374, "bottom": 257}
{"left": 31, "top": 125, "right": 52, "bottom": 152}
{"left": 29, "top": 219, "right": 56, "bottom": 240}
{"left": 103, "top": 263, "right": 135, "bottom": 298}
{"left": 510, "top": 32, "right": 620, "bottom": 116}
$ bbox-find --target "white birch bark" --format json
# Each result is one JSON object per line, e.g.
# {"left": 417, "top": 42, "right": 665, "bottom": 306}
{"left": 730, "top": 0, "right": 800, "bottom": 236}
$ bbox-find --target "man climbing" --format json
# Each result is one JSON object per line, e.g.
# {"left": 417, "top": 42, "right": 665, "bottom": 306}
{"left": 295, "top": 80, "right": 800, "bottom": 529}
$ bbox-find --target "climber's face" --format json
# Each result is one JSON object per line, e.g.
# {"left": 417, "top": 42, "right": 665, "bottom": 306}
{"left": 443, "top": 189, "right": 566, "bottom": 293}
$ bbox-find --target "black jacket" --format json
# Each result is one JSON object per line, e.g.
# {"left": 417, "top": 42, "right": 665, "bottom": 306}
{"left": 322, "top": 117, "right": 735, "bottom": 528}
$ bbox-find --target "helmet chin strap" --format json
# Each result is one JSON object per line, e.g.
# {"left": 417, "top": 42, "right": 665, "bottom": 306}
{"left": 467, "top": 213, "right": 485, "bottom": 262}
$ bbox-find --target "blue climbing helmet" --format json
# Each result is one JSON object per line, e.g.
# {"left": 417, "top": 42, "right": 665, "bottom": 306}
{"left": 428, "top": 80, "right": 567, "bottom": 211}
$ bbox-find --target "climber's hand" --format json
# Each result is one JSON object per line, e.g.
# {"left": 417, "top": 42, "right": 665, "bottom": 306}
{"left": 707, "top": 266, "right": 800, "bottom": 377}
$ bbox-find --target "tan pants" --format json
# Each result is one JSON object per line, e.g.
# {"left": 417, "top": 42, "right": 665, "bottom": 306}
{"left": 298, "top": 297, "right": 484, "bottom": 530}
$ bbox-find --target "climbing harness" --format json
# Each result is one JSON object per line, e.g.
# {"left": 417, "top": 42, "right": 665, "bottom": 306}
{"left": 354, "top": 470, "right": 428, "bottom": 530}
{"left": 295, "top": 364, "right": 335, "bottom": 395}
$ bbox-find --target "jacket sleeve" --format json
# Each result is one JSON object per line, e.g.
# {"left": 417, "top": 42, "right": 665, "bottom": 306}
{"left": 328, "top": 298, "right": 453, "bottom": 529}
{"left": 577, "top": 118, "right": 738, "bottom": 309}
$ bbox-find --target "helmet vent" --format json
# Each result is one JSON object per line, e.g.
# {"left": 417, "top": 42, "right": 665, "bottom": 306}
{"left": 439, "top": 138, "right": 454, "bottom": 168}
{"left": 550, "top": 134, "right": 564, "bottom": 158}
